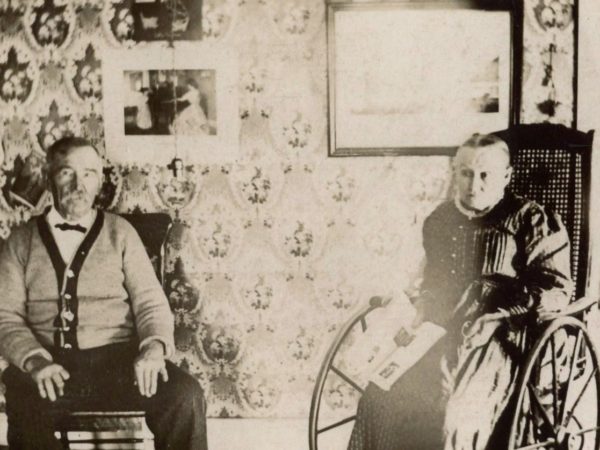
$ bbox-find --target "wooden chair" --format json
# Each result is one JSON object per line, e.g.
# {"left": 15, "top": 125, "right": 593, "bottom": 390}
{"left": 308, "top": 124, "right": 598, "bottom": 450}
{"left": 53, "top": 212, "right": 172, "bottom": 450}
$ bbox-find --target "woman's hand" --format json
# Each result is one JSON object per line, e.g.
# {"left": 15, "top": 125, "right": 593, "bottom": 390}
{"left": 461, "top": 314, "right": 502, "bottom": 349}
{"left": 393, "top": 299, "right": 426, "bottom": 347}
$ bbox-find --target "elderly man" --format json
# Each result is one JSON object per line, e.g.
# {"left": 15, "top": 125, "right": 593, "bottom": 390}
{"left": 0, "top": 137, "right": 207, "bottom": 449}
{"left": 348, "top": 133, "right": 572, "bottom": 450}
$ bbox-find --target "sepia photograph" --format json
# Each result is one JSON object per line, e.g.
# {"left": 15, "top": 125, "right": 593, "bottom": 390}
{"left": 102, "top": 42, "right": 238, "bottom": 165}
{"left": 123, "top": 69, "right": 217, "bottom": 136}
{"left": 0, "top": 0, "right": 600, "bottom": 449}
{"left": 130, "top": 0, "right": 203, "bottom": 42}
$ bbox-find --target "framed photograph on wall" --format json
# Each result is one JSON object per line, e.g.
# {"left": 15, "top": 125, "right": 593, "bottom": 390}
{"left": 327, "top": 0, "right": 520, "bottom": 156}
{"left": 130, "top": 0, "right": 203, "bottom": 42}
{"left": 102, "top": 42, "right": 239, "bottom": 164}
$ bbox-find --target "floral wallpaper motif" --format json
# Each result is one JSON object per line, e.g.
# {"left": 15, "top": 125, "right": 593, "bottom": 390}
{"left": 0, "top": 0, "right": 575, "bottom": 419}
{"left": 521, "top": 0, "right": 575, "bottom": 125}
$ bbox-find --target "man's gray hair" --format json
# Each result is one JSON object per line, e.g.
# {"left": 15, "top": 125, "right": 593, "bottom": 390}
{"left": 45, "top": 136, "right": 101, "bottom": 172}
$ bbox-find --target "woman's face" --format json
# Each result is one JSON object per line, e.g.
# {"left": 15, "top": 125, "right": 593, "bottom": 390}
{"left": 453, "top": 145, "right": 512, "bottom": 213}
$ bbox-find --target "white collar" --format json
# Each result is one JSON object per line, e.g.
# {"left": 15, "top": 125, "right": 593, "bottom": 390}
{"left": 46, "top": 206, "right": 96, "bottom": 230}
{"left": 454, "top": 195, "right": 497, "bottom": 220}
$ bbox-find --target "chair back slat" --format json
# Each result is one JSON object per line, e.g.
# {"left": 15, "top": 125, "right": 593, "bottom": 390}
{"left": 120, "top": 212, "right": 172, "bottom": 287}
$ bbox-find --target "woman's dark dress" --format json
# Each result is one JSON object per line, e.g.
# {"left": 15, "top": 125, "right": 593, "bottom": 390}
{"left": 347, "top": 192, "right": 572, "bottom": 450}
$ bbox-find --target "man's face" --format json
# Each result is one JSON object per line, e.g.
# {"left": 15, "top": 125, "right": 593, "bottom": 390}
{"left": 453, "top": 145, "right": 512, "bottom": 213}
{"left": 48, "top": 145, "right": 102, "bottom": 221}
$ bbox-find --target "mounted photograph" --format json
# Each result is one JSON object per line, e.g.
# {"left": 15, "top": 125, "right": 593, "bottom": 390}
{"left": 102, "top": 42, "right": 239, "bottom": 164}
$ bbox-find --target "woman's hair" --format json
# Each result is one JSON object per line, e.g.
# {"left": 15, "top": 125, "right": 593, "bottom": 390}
{"left": 457, "top": 133, "right": 511, "bottom": 164}
{"left": 185, "top": 77, "right": 199, "bottom": 89}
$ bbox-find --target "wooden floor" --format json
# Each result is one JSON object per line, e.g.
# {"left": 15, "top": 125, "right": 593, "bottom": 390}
{"left": 208, "top": 418, "right": 352, "bottom": 450}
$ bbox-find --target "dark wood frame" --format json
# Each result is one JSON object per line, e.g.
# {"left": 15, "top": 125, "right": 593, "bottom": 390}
{"left": 326, "top": 0, "right": 523, "bottom": 157}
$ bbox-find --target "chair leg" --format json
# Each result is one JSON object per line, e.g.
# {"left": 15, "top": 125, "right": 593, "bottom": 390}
{"left": 54, "top": 429, "right": 70, "bottom": 449}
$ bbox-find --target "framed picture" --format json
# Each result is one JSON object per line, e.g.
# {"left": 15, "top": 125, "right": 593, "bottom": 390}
{"left": 102, "top": 42, "right": 239, "bottom": 165}
{"left": 130, "top": 0, "right": 203, "bottom": 42}
{"left": 327, "top": 0, "right": 520, "bottom": 156}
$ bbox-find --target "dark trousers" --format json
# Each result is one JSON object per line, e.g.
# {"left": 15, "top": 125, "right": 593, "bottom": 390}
{"left": 3, "top": 342, "right": 207, "bottom": 450}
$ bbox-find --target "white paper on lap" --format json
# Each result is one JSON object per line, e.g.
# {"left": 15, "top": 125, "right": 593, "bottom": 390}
{"left": 370, "top": 322, "right": 446, "bottom": 391}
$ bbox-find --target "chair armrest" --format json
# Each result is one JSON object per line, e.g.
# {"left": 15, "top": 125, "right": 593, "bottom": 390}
{"left": 472, "top": 296, "right": 597, "bottom": 325}
{"left": 538, "top": 296, "right": 597, "bottom": 322}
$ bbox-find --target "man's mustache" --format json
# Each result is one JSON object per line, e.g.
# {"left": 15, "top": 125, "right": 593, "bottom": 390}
{"left": 62, "top": 188, "right": 89, "bottom": 200}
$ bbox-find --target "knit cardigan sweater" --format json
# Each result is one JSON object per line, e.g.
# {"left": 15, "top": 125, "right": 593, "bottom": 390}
{"left": 0, "top": 210, "right": 175, "bottom": 369}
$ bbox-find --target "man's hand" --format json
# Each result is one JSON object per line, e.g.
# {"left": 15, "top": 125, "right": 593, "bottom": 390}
{"left": 134, "top": 341, "right": 168, "bottom": 398}
{"left": 25, "top": 355, "right": 70, "bottom": 402}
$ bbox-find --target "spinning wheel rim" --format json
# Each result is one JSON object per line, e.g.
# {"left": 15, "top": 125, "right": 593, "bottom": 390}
{"left": 309, "top": 298, "right": 390, "bottom": 450}
{"left": 508, "top": 317, "right": 600, "bottom": 450}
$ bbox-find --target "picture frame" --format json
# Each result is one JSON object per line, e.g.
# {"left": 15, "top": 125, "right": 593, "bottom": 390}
{"left": 327, "top": 0, "right": 520, "bottom": 156}
{"left": 101, "top": 42, "right": 239, "bottom": 165}
{"left": 130, "top": 0, "right": 203, "bottom": 42}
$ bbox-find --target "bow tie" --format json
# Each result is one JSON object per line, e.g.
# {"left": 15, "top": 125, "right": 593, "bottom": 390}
{"left": 55, "top": 223, "right": 86, "bottom": 233}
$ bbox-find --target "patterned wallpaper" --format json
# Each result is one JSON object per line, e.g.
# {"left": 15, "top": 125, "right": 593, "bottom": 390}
{"left": 521, "top": 0, "right": 575, "bottom": 124}
{"left": 0, "top": 0, "right": 574, "bottom": 419}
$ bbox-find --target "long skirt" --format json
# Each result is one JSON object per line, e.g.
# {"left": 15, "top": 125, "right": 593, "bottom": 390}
{"left": 347, "top": 338, "right": 449, "bottom": 450}
{"left": 347, "top": 332, "right": 522, "bottom": 450}
{"left": 443, "top": 337, "right": 518, "bottom": 450}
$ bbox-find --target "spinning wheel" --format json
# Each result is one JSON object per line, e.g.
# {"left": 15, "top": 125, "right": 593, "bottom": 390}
{"left": 309, "top": 296, "right": 390, "bottom": 450}
{"left": 509, "top": 315, "right": 600, "bottom": 450}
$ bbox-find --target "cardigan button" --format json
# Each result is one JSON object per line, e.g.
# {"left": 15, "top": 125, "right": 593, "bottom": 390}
{"left": 66, "top": 270, "right": 75, "bottom": 278}
{"left": 64, "top": 343, "right": 72, "bottom": 349}
{"left": 64, "top": 293, "right": 71, "bottom": 300}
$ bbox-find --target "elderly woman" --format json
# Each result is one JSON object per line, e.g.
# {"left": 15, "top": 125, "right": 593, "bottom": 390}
{"left": 347, "top": 133, "right": 572, "bottom": 450}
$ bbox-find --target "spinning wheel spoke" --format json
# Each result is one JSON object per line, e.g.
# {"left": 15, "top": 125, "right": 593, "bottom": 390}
{"left": 568, "top": 425, "right": 600, "bottom": 437}
{"left": 550, "top": 336, "right": 560, "bottom": 424}
{"left": 563, "top": 367, "right": 597, "bottom": 428}
{"left": 331, "top": 366, "right": 364, "bottom": 394}
{"left": 560, "top": 330, "right": 582, "bottom": 427}
{"left": 517, "top": 408, "right": 534, "bottom": 448}
{"left": 360, "top": 317, "right": 367, "bottom": 332}
{"left": 527, "top": 383, "right": 556, "bottom": 436}
{"left": 317, "top": 415, "right": 356, "bottom": 434}
{"left": 514, "top": 438, "right": 556, "bottom": 450}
